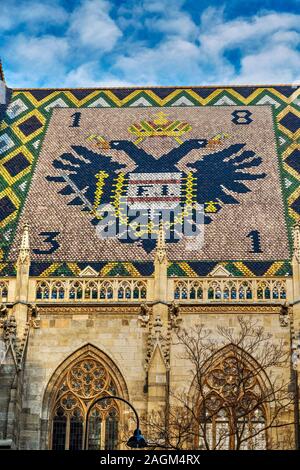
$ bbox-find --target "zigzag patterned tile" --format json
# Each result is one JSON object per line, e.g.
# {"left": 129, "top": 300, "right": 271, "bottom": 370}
{"left": 44, "top": 98, "right": 69, "bottom": 113}
{"left": 214, "top": 96, "right": 237, "bottom": 106}
{"left": 256, "top": 94, "right": 282, "bottom": 108}
{"left": 0, "top": 133, "right": 15, "bottom": 154}
{"left": 170, "top": 96, "right": 195, "bottom": 106}
{"left": 284, "top": 177, "right": 293, "bottom": 189}
{"left": 129, "top": 96, "right": 154, "bottom": 107}
{"left": 88, "top": 97, "right": 111, "bottom": 107}
{"left": 6, "top": 98, "right": 29, "bottom": 120}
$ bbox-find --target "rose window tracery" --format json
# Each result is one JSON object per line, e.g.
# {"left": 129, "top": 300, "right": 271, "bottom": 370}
{"left": 50, "top": 356, "right": 120, "bottom": 450}
{"left": 68, "top": 359, "right": 108, "bottom": 398}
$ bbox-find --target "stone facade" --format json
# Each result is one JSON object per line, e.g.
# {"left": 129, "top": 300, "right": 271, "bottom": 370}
{"left": 0, "top": 223, "right": 299, "bottom": 450}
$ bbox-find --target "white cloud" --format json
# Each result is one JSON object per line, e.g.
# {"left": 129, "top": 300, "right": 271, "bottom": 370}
{"left": 68, "top": 0, "right": 122, "bottom": 52}
{"left": 237, "top": 44, "right": 300, "bottom": 84}
{"left": 107, "top": 7, "right": 300, "bottom": 86}
{"left": 142, "top": 0, "right": 186, "bottom": 14}
{"left": 5, "top": 34, "right": 69, "bottom": 87}
{"left": 63, "top": 62, "right": 133, "bottom": 87}
{"left": 199, "top": 10, "right": 300, "bottom": 55}
{"left": 2, "top": 0, "right": 123, "bottom": 87}
{"left": 197, "top": 8, "right": 300, "bottom": 84}
{"left": 145, "top": 10, "right": 197, "bottom": 40}
{"left": 0, "top": 0, "right": 68, "bottom": 32}
{"left": 116, "top": 0, "right": 195, "bottom": 42}
{"left": 1, "top": 2, "right": 300, "bottom": 87}
{"left": 113, "top": 37, "right": 202, "bottom": 85}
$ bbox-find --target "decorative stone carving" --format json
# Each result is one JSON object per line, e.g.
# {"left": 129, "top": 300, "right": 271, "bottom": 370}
{"left": 153, "top": 314, "right": 163, "bottom": 336}
{"left": 0, "top": 303, "right": 7, "bottom": 317}
{"left": 3, "top": 314, "right": 17, "bottom": 345}
{"left": 279, "top": 303, "right": 289, "bottom": 327}
{"left": 144, "top": 313, "right": 172, "bottom": 370}
{"left": 138, "top": 302, "right": 151, "bottom": 327}
{"left": 0, "top": 306, "right": 31, "bottom": 367}
{"left": 0, "top": 304, "right": 8, "bottom": 330}
{"left": 155, "top": 222, "right": 167, "bottom": 264}
{"left": 29, "top": 304, "right": 41, "bottom": 328}
{"left": 293, "top": 220, "right": 300, "bottom": 262}
{"left": 16, "top": 323, "right": 30, "bottom": 364}
{"left": 180, "top": 305, "right": 281, "bottom": 314}
{"left": 29, "top": 304, "right": 39, "bottom": 318}
{"left": 17, "top": 222, "right": 30, "bottom": 265}
{"left": 168, "top": 301, "right": 182, "bottom": 329}
{"left": 40, "top": 306, "right": 141, "bottom": 315}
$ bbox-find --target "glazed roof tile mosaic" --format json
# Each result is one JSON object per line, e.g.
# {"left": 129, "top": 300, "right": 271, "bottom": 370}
{"left": 0, "top": 85, "right": 299, "bottom": 277}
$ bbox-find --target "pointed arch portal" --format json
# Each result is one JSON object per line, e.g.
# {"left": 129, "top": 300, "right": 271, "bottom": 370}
{"left": 43, "top": 344, "right": 129, "bottom": 450}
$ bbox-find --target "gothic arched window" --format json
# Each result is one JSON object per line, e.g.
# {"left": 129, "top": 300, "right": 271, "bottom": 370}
{"left": 50, "top": 357, "right": 120, "bottom": 450}
{"left": 198, "top": 352, "right": 268, "bottom": 450}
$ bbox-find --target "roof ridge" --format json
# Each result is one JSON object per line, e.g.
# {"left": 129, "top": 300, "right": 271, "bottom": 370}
{"left": 11, "top": 83, "right": 300, "bottom": 91}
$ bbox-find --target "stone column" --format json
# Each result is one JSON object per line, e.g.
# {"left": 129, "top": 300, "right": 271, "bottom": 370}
{"left": 145, "top": 224, "right": 170, "bottom": 439}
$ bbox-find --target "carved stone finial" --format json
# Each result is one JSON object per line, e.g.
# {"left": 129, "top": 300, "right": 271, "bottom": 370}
{"left": 18, "top": 222, "right": 30, "bottom": 264}
{"left": 293, "top": 220, "right": 300, "bottom": 262}
{"left": 155, "top": 221, "right": 167, "bottom": 264}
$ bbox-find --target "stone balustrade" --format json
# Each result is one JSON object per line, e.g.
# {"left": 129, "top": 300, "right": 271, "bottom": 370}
{"left": 0, "top": 276, "right": 291, "bottom": 304}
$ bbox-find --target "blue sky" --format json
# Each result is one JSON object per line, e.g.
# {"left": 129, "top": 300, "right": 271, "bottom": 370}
{"left": 0, "top": 0, "right": 300, "bottom": 88}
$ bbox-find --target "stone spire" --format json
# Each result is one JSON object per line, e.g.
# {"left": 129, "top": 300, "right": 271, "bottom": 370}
{"left": 17, "top": 222, "right": 30, "bottom": 265}
{"left": 293, "top": 220, "right": 300, "bottom": 262}
{"left": 14, "top": 223, "right": 31, "bottom": 340}
{"left": 155, "top": 221, "right": 167, "bottom": 264}
{"left": 154, "top": 222, "right": 168, "bottom": 303}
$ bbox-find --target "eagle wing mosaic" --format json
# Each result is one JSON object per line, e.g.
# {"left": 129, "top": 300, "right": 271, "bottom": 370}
{"left": 0, "top": 86, "right": 299, "bottom": 276}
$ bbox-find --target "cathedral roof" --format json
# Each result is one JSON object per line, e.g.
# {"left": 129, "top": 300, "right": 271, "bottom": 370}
{"left": 0, "top": 84, "right": 299, "bottom": 277}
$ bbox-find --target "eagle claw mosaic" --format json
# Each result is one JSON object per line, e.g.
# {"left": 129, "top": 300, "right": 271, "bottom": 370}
{"left": 0, "top": 86, "right": 299, "bottom": 276}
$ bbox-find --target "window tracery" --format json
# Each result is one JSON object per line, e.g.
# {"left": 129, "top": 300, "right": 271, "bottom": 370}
{"left": 199, "top": 353, "right": 267, "bottom": 450}
{"left": 51, "top": 357, "right": 120, "bottom": 450}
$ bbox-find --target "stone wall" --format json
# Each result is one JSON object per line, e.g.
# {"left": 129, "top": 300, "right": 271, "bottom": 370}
{"left": 18, "top": 309, "right": 147, "bottom": 449}
{"left": 16, "top": 305, "right": 293, "bottom": 449}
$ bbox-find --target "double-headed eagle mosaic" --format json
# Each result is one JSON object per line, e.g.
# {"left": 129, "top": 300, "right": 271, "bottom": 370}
{"left": 47, "top": 112, "right": 266, "bottom": 253}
